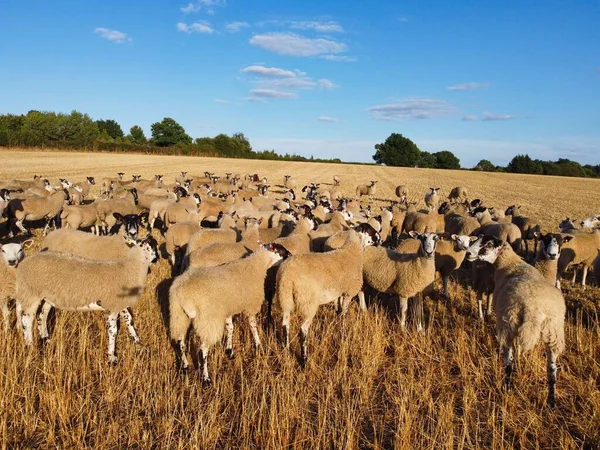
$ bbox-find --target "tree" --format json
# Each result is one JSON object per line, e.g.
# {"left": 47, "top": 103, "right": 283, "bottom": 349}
{"left": 151, "top": 117, "right": 192, "bottom": 147}
{"left": 128, "top": 125, "right": 147, "bottom": 144}
{"left": 433, "top": 150, "right": 460, "bottom": 170}
{"left": 418, "top": 151, "right": 437, "bottom": 168}
{"left": 474, "top": 159, "right": 496, "bottom": 172}
{"left": 373, "top": 133, "right": 421, "bottom": 167}
{"left": 96, "top": 119, "right": 124, "bottom": 140}
{"left": 507, "top": 154, "right": 542, "bottom": 174}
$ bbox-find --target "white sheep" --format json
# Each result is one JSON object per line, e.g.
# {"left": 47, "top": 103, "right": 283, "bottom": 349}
{"left": 16, "top": 236, "right": 158, "bottom": 364}
{"left": 355, "top": 181, "right": 377, "bottom": 200}
{"left": 477, "top": 236, "right": 566, "bottom": 409}
{"left": 424, "top": 187, "right": 440, "bottom": 210}
{"left": 0, "top": 240, "right": 32, "bottom": 329}
{"left": 7, "top": 189, "right": 68, "bottom": 236}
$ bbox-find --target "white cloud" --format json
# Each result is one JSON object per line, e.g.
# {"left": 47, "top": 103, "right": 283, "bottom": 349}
{"left": 177, "top": 21, "right": 214, "bottom": 34}
{"left": 289, "top": 21, "right": 344, "bottom": 33}
{"left": 446, "top": 82, "right": 490, "bottom": 91}
{"left": 261, "top": 78, "right": 317, "bottom": 89}
{"left": 241, "top": 65, "right": 296, "bottom": 78}
{"left": 481, "top": 112, "right": 516, "bottom": 121}
{"left": 320, "top": 54, "right": 357, "bottom": 62}
{"left": 181, "top": 2, "right": 201, "bottom": 13}
{"left": 317, "top": 78, "right": 338, "bottom": 89}
{"left": 462, "top": 115, "right": 478, "bottom": 121}
{"left": 317, "top": 116, "right": 341, "bottom": 123}
{"left": 368, "top": 98, "right": 456, "bottom": 121}
{"left": 250, "top": 89, "right": 298, "bottom": 99}
{"left": 250, "top": 32, "right": 347, "bottom": 57}
{"left": 181, "top": 0, "right": 226, "bottom": 14}
{"left": 226, "top": 21, "right": 250, "bottom": 33}
{"left": 214, "top": 99, "right": 230, "bottom": 104}
{"left": 94, "top": 28, "right": 132, "bottom": 44}
{"left": 246, "top": 97, "right": 266, "bottom": 103}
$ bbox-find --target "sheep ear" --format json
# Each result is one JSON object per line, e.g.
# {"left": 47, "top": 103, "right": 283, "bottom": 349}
{"left": 408, "top": 231, "right": 419, "bottom": 239}
{"left": 469, "top": 236, "right": 479, "bottom": 242}
{"left": 257, "top": 217, "right": 263, "bottom": 225}
{"left": 139, "top": 211, "right": 149, "bottom": 220}
{"left": 450, "top": 234, "right": 458, "bottom": 241}
{"left": 22, "top": 239, "right": 34, "bottom": 249}
{"left": 563, "top": 235, "right": 575, "bottom": 243}
{"left": 113, "top": 212, "right": 124, "bottom": 222}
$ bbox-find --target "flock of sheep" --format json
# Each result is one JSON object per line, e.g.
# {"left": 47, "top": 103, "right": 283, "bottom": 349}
{"left": 1, "top": 170, "right": 599, "bottom": 410}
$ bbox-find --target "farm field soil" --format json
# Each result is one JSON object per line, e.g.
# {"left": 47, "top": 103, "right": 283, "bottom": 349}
{"left": 0, "top": 149, "right": 599, "bottom": 449}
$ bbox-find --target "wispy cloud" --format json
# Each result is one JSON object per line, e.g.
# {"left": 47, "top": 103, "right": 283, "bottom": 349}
{"left": 177, "top": 21, "right": 214, "bottom": 34}
{"left": 214, "top": 99, "right": 230, "bottom": 104}
{"left": 317, "top": 116, "right": 341, "bottom": 123}
{"left": 368, "top": 98, "right": 456, "bottom": 121}
{"left": 181, "top": 0, "right": 226, "bottom": 14}
{"left": 241, "top": 65, "right": 296, "bottom": 78}
{"left": 462, "top": 115, "right": 478, "bottom": 121}
{"left": 317, "top": 78, "right": 338, "bottom": 89}
{"left": 225, "top": 21, "right": 250, "bottom": 33}
{"left": 250, "top": 32, "right": 347, "bottom": 57}
{"left": 320, "top": 54, "right": 357, "bottom": 62}
{"left": 94, "top": 28, "right": 132, "bottom": 44}
{"left": 289, "top": 21, "right": 344, "bottom": 33}
{"left": 250, "top": 89, "right": 298, "bottom": 99}
{"left": 481, "top": 112, "right": 516, "bottom": 121}
{"left": 446, "top": 82, "right": 490, "bottom": 91}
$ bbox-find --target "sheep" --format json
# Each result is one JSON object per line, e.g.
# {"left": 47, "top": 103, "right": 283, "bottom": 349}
{"left": 557, "top": 229, "right": 600, "bottom": 290}
{"left": 581, "top": 215, "right": 600, "bottom": 229}
{"left": 273, "top": 217, "right": 316, "bottom": 255}
{"left": 395, "top": 185, "right": 408, "bottom": 203}
{"left": 472, "top": 207, "right": 522, "bottom": 252}
{"left": 559, "top": 217, "right": 580, "bottom": 234}
{"left": 0, "top": 189, "right": 11, "bottom": 219}
{"left": 283, "top": 175, "right": 298, "bottom": 190}
{"left": 7, "top": 189, "right": 69, "bottom": 237}
{"left": 164, "top": 203, "right": 200, "bottom": 229}
{"left": 165, "top": 222, "right": 201, "bottom": 271}
{"left": 148, "top": 196, "right": 177, "bottom": 231}
{"left": 359, "top": 232, "right": 439, "bottom": 332}
{"left": 72, "top": 177, "right": 96, "bottom": 199}
{"left": 424, "top": 187, "right": 440, "bottom": 210}
{"left": 184, "top": 222, "right": 239, "bottom": 262}
{"left": 95, "top": 189, "right": 139, "bottom": 233}
{"left": 355, "top": 181, "right": 377, "bottom": 200}
{"left": 505, "top": 205, "right": 542, "bottom": 258}
{"left": 60, "top": 203, "right": 101, "bottom": 233}
{"left": 169, "top": 243, "right": 291, "bottom": 383}
{"left": 476, "top": 236, "right": 566, "bottom": 409}
{"left": 438, "top": 201, "right": 480, "bottom": 236}
{"left": 274, "top": 225, "right": 380, "bottom": 366}
{"left": 309, "top": 211, "right": 351, "bottom": 252}
{"left": 402, "top": 209, "right": 442, "bottom": 235}
{"left": 533, "top": 232, "right": 572, "bottom": 285}
{"left": 448, "top": 186, "right": 468, "bottom": 204}
{"left": 0, "top": 240, "right": 32, "bottom": 329}
{"left": 395, "top": 234, "right": 475, "bottom": 299}
{"left": 333, "top": 175, "right": 341, "bottom": 186}
{"left": 16, "top": 236, "right": 158, "bottom": 364}
{"left": 465, "top": 235, "right": 496, "bottom": 320}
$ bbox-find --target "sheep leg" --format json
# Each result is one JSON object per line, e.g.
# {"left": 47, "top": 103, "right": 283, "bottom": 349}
{"left": 358, "top": 291, "right": 367, "bottom": 312}
{"left": 399, "top": 297, "right": 409, "bottom": 330}
{"left": 581, "top": 266, "right": 589, "bottom": 290}
{"left": 42, "top": 218, "right": 51, "bottom": 237}
{"left": 174, "top": 338, "right": 190, "bottom": 372}
{"left": 21, "top": 311, "right": 35, "bottom": 345}
{"left": 413, "top": 294, "right": 424, "bottom": 334}
{"left": 37, "top": 302, "right": 53, "bottom": 344}
{"left": 199, "top": 343, "right": 211, "bottom": 386}
{"left": 501, "top": 345, "right": 515, "bottom": 390}
{"left": 486, "top": 293, "right": 494, "bottom": 318}
{"left": 248, "top": 315, "right": 262, "bottom": 350}
{"left": 119, "top": 308, "right": 140, "bottom": 344}
{"left": 571, "top": 268, "right": 577, "bottom": 285}
{"left": 282, "top": 312, "right": 290, "bottom": 349}
{"left": 300, "top": 318, "right": 313, "bottom": 368}
{"left": 106, "top": 312, "right": 119, "bottom": 365}
{"left": 15, "top": 220, "right": 29, "bottom": 236}
{"left": 1, "top": 303, "right": 9, "bottom": 330}
{"left": 546, "top": 345, "right": 559, "bottom": 409}
{"left": 225, "top": 316, "right": 235, "bottom": 359}
{"left": 523, "top": 239, "right": 529, "bottom": 258}
{"left": 476, "top": 292, "right": 484, "bottom": 320}
{"left": 442, "top": 276, "right": 450, "bottom": 299}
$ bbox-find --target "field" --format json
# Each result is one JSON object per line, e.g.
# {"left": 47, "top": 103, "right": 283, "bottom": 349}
{"left": 1, "top": 149, "right": 599, "bottom": 449}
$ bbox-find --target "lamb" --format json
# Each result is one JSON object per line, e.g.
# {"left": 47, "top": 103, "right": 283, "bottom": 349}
{"left": 395, "top": 185, "right": 408, "bottom": 203}
{"left": 424, "top": 187, "right": 440, "bottom": 210}
{"left": 395, "top": 234, "right": 475, "bottom": 298}
{"left": 60, "top": 203, "right": 101, "bottom": 233}
{"left": 359, "top": 232, "right": 439, "bottom": 332}
{"left": 7, "top": 189, "right": 69, "bottom": 237}
{"left": 448, "top": 186, "right": 468, "bottom": 204}
{"left": 530, "top": 232, "right": 571, "bottom": 286}
{"left": 476, "top": 236, "right": 566, "bottom": 409}
{"left": 94, "top": 189, "right": 139, "bottom": 233}
{"left": 274, "top": 225, "right": 380, "bottom": 366}
{"left": 505, "top": 205, "right": 542, "bottom": 258}
{"left": 465, "top": 235, "right": 496, "bottom": 320}
{"left": 355, "top": 181, "right": 377, "bottom": 200}
{"left": 557, "top": 229, "right": 600, "bottom": 290}
{"left": 169, "top": 243, "right": 290, "bottom": 384}
{"left": 16, "top": 236, "right": 158, "bottom": 364}
{"left": 0, "top": 241, "right": 32, "bottom": 329}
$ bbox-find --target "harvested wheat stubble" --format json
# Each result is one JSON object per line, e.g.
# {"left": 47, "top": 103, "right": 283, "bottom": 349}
{"left": 0, "top": 149, "right": 599, "bottom": 449}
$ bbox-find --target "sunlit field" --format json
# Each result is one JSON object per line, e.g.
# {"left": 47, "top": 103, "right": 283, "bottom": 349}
{"left": 1, "top": 149, "right": 599, "bottom": 449}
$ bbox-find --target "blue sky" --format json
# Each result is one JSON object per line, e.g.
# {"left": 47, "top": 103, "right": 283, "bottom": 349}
{"left": 1, "top": 0, "right": 599, "bottom": 166}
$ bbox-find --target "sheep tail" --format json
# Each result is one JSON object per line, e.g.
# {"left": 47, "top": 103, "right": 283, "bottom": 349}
{"left": 515, "top": 312, "right": 544, "bottom": 354}
{"left": 273, "top": 269, "right": 295, "bottom": 316}
{"left": 169, "top": 296, "right": 191, "bottom": 343}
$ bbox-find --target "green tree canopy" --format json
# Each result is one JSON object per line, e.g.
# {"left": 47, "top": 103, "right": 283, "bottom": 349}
{"left": 128, "top": 125, "right": 147, "bottom": 144}
{"left": 418, "top": 151, "right": 437, "bottom": 168}
{"left": 96, "top": 119, "right": 124, "bottom": 140}
{"left": 151, "top": 117, "right": 192, "bottom": 147}
{"left": 507, "top": 154, "right": 542, "bottom": 174}
{"left": 373, "top": 133, "right": 421, "bottom": 167}
{"left": 433, "top": 150, "right": 460, "bottom": 170}
{"left": 474, "top": 159, "right": 496, "bottom": 172}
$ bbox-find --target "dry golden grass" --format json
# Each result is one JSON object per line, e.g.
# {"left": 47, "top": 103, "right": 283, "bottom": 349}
{"left": 1, "top": 149, "right": 599, "bottom": 449}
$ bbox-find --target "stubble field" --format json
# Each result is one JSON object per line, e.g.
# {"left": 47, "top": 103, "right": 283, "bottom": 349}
{"left": 0, "top": 149, "right": 599, "bottom": 449}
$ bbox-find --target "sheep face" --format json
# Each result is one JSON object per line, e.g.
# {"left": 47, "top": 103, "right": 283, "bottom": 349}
{"left": 0, "top": 241, "right": 31, "bottom": 267}
{"left": 477, "top": 236, "right": 505, "bottom": 264}
{"left": 263, "top": 243, "right": 291, "bottom": 263}
{"left": 505, "top": 205, "right": 518, "bottom": 216}
{"left": 537, "top": 233, "right": 571, "bottom": 261}
{"left": 559, "top": 217, "right": 577, "bottom": 231}
{"left": 452, "top": 234, "right": 476, "bottom": 251}
{"left": 581, "top": 215, "right": 600, "bottom": 229}
{"left": 87, "top": 177, "right": 96, "bottom": 185}
{"left": 466, "top": 235, "right": 485, "bottom": 262}
{"left": 113, "top": 212, "right": 148, "bottom": 239}
{"left": 0, "top": 189, "right": 11, "bottom": 202}
{"left": 410, "top": 232, "right": 439, "bottom": 258}
{"left": 354, "top": 223, "right": 381, "bottom": 247}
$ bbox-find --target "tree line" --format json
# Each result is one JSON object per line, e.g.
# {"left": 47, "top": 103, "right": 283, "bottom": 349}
{"left": 0, "top": 110, "right": 342, "bottom": 164}
{"left": 372, "top": 133, "right": 599, "bottom": 178}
